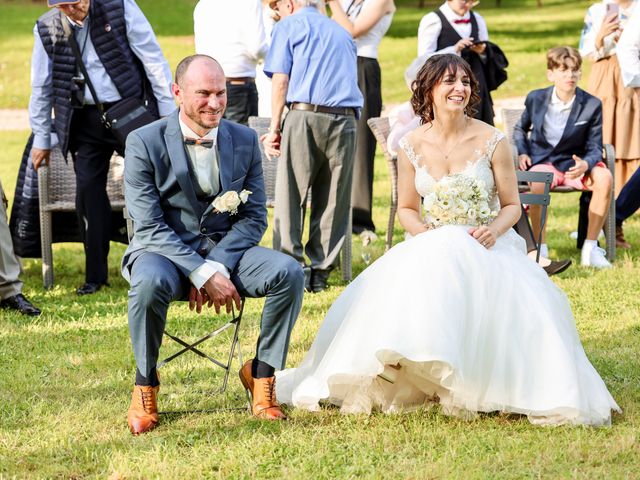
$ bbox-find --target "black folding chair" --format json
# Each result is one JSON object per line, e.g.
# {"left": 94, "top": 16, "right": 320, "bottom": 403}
{"left": 516, "top": 170, "right": 553, "bottom": 264}
{"left": 158, "top": 299, "right": 245, "bottom": 396}
{"left": 123, "top": 205, "right": 249, "bottom": 408}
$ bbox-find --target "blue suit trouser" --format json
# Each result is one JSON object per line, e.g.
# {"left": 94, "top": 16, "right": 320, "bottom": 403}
{"left": 127, "top": 246, "right": 305, "bottom": 377}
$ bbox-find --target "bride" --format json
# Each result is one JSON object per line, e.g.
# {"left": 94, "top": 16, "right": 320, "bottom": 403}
{"left": 276, "top": 54, "right": 620, "bottom": 426}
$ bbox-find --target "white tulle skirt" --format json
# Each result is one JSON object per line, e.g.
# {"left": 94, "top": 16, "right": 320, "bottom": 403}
{"left": 276, "top": 226, "right": 620, "bottom": 426}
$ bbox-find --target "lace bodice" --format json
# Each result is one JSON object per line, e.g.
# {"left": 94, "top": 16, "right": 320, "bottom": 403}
{"left": 399, "top": 129, "right": 505, "bottom": 228}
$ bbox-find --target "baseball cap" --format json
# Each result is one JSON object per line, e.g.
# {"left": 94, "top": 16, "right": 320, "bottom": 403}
{"left": 48, "top": 0, "right": 80, "bottom": 7}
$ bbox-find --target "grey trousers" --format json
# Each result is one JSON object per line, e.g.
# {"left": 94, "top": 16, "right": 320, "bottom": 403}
{"left": 0, "top": 179, "right": 23, "bottom": 300}
{"left": 272, "top": 109, "right": 357, "bottom": 270}
{"left": 127, "top": 246, "right": 305, "bottom": 377}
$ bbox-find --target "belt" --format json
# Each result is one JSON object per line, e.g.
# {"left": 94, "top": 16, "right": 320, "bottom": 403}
{"left": 290, "top": 102, "right": 356, "bottom": 116}
{"left": 226, "top": 77, "right": 255, "bottom": 85}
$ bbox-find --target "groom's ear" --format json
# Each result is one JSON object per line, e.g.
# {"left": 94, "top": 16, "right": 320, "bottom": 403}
{"left": 171, "top": 82, "right": 181, "bottom": 103}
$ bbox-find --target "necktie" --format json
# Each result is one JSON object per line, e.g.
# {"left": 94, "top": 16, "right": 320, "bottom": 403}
{"left": 453, "top": 18, "right": 471, "bottom": 24}
{"left": 184, "top": 137, "right": 214, "bottom": 148}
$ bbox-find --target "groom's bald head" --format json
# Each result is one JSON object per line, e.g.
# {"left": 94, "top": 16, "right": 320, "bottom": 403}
{"left": 175, "top": 54, "right": 223, "bottom": 87}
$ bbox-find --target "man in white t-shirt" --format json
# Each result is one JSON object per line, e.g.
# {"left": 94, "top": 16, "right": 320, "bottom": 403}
{"left": 194, "top": 0, "right": 268, "bottom": 125}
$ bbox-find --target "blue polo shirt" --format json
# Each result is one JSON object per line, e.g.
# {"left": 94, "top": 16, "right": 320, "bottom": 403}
{"left": 264, "top": 7, "right": 363, "bottom": 109}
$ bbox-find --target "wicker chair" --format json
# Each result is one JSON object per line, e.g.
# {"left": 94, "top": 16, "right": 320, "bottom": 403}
{"left": 367, "top": 117, "right": 398, "bottom": 251}
{"left": 248, "top": 116, "right": 352, "bottom": 281}
{"left": 502, "top": 107, "right": 616, "bottom": 261}
{"left": 37, "top": 146, "right": 125, "bottom": 288}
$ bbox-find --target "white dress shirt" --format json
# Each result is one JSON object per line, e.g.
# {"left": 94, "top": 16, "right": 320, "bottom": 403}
{"left": 193, "top": 0, "right": 268, "bottom": 78}
{"left": 28, "top": 0, "right": 175, "bottom": 150}
{"left": 180, "top": 117, "right": 220, "bottom": 196}
{"left": 579, "top": 0, "right": 638, "bottom": 61}
{"left": 417, "top": 2, "right": 489, "bottom": 57}
{"left": 178, "top": 116, "right": 230, "bottom": 289}
{"left": 543, "top": 88, "right": 575, "bottom": 148}
{"left": 617, "top": 5, "right": 640, "bottom": 87}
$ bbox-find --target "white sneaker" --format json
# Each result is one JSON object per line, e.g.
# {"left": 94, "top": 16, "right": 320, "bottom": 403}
{"left": 570, "top": 230, "right": 604, "bottom": 239}
{"left": 581, "top": 245, "right": 612, "bottom": 268}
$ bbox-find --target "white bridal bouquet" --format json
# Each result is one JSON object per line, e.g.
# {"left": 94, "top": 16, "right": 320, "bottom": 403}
{"left": 422, "top": 175, "right": 497, "bottom": 227}
{"left": 212, "top": 189, "right": 252, "bottom": 215}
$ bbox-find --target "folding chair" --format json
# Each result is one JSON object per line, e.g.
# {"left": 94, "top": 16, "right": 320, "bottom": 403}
{"left": 157, "top": 299, "right": 246, "bottom": 397}
{"left": 248, "top": 116, "right": 353, "bottom": 281}
{"left": 502, "top": 107, "right": 616, "bottom": 261}
{"left": 123, "top": 206, "right": 248, "bottom": 405}
{"left": 516, "top": 170, "right": 553, "bottom": 263}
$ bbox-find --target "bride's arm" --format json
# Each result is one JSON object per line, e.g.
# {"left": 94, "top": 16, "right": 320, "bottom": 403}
{"left": 491, "top": 138, "right": 522, "bottom": 231}
{"left": 474, "top": 138, "right": 522, "bottom": 239}
{"left": 470, "top": 138, "right": 521, "bottom": 247}
{"left": 397, "top": 148, "right": 429, "bottom": 236}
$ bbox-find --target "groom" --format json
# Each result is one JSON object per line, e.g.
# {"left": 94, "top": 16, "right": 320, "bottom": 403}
{"left": 123, "top": 55, "right": 305, "bottom": 434}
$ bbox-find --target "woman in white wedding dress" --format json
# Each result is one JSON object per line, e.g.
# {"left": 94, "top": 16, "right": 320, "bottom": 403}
{"left": 276, "top": 54, "right": 620, "bottom": 426}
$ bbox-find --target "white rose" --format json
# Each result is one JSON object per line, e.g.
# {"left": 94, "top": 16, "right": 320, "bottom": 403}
{"left": 439, "top": 197, "right": 452, "bottom": 211}
{"left": 214, "top": 191, "right": 241, "bottom": 214}
{"left": 239, "top": 189, "right": 252, "bottom": 204}
{"left": 479, "top": 205, "right": 491, "bottom": 218}
{"left": 423, "top": 193, "right": 436, "bottom": 211}
{"left": 454, "top": 199, "right": 469, "bottom": 215}
{"left": 467, "top": 207, "right": 477, "bottom": 220}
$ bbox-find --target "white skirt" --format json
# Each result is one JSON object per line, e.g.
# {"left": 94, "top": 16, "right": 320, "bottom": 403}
{"left": 277, "top": 226, "right": 620, "bottom": 426}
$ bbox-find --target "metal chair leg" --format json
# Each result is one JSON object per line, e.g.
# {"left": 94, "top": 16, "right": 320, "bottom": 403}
{"left": 341, "top": 208, "right": 353, "bottom": 282}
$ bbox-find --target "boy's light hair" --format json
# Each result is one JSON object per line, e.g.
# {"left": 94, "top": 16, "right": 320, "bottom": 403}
{"left": 546, "top": 46, "right": 582, "bottom": 71}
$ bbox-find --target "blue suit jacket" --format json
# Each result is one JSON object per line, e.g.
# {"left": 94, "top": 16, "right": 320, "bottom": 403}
{"left": 513, "top": 86, "right": 603, "bottom": 172}
{"left": 121, "top": 110, "right": 267, "bottom": 280}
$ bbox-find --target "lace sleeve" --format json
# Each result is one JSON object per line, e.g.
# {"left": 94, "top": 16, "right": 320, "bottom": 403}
{"left": 399, "top": 137, "right": 421, "bottom": 169}
{"left": 486, "top": 129, "right": 506, "bottom": 164}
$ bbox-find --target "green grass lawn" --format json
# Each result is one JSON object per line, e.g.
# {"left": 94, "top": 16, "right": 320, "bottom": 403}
{"left": 1, "top": 0, "right": 594, "bottom": 109}
{"left": 2, "top": 0, "right": 640, "bottom": 477}
{"left": 1, "top": 124, "right": 640, "bottom": 477}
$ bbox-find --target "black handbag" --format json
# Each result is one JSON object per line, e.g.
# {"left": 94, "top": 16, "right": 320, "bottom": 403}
{"left": 101, "top": 96, "right": 157, "bottom": 146}
{"left": 62, "top": 14, "right": 158, "bottom": 149}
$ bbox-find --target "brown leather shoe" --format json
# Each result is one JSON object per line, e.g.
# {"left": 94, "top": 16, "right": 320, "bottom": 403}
{"left": 616, "top": 225, "right": 631, "bottom": 249}
{"left": 127, "top": 384, "right": 159, "bottom": 434}
{"left": 239, "top": 360, "right": 287, "bottom": 420}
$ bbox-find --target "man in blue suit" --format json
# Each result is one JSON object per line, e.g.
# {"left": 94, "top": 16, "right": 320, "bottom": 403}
{"left": 513, "top": 46, "right": 613, "bottom": 268}
{"left": 123, "top": 55, "right": 305, "bottom": 434}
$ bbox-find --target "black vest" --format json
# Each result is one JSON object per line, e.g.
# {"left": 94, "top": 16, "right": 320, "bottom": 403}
{"left": 36, "top": 0, "right": 158, "bottom": 155}
{"left": 434, "top": 10, "right": 494, "bottom": 125}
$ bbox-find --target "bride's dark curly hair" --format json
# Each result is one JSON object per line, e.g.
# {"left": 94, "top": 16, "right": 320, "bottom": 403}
{"left": 410, "top": 54, "right": 481, "bottom": 125}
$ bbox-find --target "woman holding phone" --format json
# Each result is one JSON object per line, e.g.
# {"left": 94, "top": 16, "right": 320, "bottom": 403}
{"left": 579, "top": 1, "right": 639, "bottom": 216}
{"left": 418, "top": 0, "right": 494, "bottom": 124}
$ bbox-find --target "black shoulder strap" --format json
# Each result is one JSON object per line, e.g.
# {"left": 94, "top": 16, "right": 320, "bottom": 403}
{"left": 60, "top": 11, "right": 104, "bottom": 114}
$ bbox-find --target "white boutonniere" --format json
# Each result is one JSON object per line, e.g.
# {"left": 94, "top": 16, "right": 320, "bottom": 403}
{"left": 212, "top": 189, "right": 252, "bottom": 215}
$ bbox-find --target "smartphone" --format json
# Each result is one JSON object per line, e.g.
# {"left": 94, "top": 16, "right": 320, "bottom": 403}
{"left": 606, "top": 3, "right": 620, "bottom": 18}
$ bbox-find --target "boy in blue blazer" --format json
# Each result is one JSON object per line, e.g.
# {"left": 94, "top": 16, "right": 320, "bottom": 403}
{"left": 513, "top": 46, "right": 613, "bottom": 268}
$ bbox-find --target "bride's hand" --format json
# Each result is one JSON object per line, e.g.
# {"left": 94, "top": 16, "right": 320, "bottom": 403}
{"left": 468, "top": 225, "right": 498, "bottom": 249}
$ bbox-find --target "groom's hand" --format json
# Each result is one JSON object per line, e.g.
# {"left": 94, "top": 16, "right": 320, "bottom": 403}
{"left": 189, "top": 285, "right": 213, "bottom": 313}
{"left": 202, "top": 273, "right": 242, "bottom": 314}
